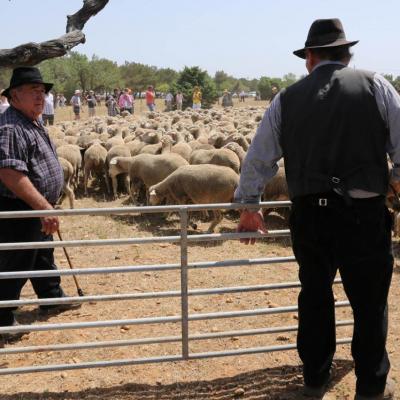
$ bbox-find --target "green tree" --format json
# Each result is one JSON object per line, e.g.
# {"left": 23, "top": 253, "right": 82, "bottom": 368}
{"left": 282, "top": 73, "right": 297, "bottom": 86}
{"left": 155, "top": 68, "right": 178, "bottom": 88}
{"left": 89, "top": 55, "right": 122, "bottom": 93}
{"left": 214, "top": 70, "right": 230, "bottom": 92}
{"left": 157, "top": 82, "right": 170, "bottom": 94}
{"left": 173, "top": 66, "right": 218, "bottom": 109}
{"left": 120, "top": 62, "right": 157, "bottom": 93}
{"left": 257, "top": 77, "right": 273, "bottom": 100}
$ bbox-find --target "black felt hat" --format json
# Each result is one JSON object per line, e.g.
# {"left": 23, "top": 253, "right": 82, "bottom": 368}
{"left": 2, "top": 67, "right": 53, "bottom": 98}
{"left": 293, "top": 18, "right": 358, "bottom": 59}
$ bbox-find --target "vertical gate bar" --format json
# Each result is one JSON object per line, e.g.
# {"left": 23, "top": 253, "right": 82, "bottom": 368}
{"left": 179, "top": 208, "right": 189, "bottom": 359}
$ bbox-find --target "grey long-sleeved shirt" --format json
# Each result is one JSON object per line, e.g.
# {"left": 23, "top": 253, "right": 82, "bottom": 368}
{"left": 234, "top": 62, "right": 400, "bottom": 204}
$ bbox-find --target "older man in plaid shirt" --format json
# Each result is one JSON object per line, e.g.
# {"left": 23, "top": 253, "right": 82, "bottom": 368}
{"left": 0, "top": 67, "right": 79, "bottom": 337}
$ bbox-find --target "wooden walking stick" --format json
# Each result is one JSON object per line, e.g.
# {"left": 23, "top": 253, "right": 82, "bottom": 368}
{"left": 56, "top": 229, "right": 84, "bottom": 297}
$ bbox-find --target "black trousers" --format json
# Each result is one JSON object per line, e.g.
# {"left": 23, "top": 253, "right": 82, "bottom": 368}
{"left": 290, "top": 192, "right": 393, "bottom": 397}
{"left": 0, "top": 198, "right": 63, "bottom": 325}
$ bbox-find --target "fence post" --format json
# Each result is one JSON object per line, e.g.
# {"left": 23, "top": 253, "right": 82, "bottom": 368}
{"left": 179, "top": 207, "right": 189, "bottom": 359}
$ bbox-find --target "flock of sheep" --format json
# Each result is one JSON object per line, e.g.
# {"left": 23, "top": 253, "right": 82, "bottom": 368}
{"left": 49, "top": 107, "right": 289, "bottom": 232}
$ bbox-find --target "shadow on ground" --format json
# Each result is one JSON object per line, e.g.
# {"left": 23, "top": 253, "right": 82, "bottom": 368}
{"left": 0, "top": 359, "right": 353, "bottom": 399}
{"left": 110, "top": 209, "right": 292, "bottom": 249}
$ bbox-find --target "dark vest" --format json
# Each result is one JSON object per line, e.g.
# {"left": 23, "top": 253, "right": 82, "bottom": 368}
{"left": 280, "top": 64, "right": 389, "bottom": 199}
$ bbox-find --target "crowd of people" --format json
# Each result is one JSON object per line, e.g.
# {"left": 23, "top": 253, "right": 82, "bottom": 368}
{"left": 0, "top": 84, "right": 271, "bottom": 121}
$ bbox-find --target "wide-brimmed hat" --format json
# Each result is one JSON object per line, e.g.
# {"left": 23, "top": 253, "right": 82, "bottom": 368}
{"left": 293, "top": 18, "right": 358, "bottom": 59}
{"left": 2, "top": 67, "right": 53, "bottom": 98}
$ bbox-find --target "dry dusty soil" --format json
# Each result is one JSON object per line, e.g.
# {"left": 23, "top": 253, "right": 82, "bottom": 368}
{"left": 0, "top": 192, "right": 399, "bottom": 399}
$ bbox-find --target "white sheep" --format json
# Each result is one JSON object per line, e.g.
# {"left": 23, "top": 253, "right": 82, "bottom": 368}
{"left": 111, "top": 153, "right": 189, "bottom": 204}
{"left": 58, "top": 157, "right": 75, "bottom": 209}
{"left": 149, "top": 164, "right": 239, "bottom": 232}
{"left": 106, "top": 145, "right": 131, "bottom": 198}
{"left": 83, "top": 143, "right": 109, "bottom": 195}
{"left": 56, "top": 144, "right": 82, "bottom": 189}
{"left": 190, "top": 148, "right": 240, "bottom": 173}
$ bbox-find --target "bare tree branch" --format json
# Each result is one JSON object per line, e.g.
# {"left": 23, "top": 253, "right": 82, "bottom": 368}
{"left": 0, "top": 32, "right": 85, "bottom": 68}
{"left": 0, "top": 0, "right": 109, "bottom": 68}
{"left": 67, "top": 0, "right": 109, "bottom": 33}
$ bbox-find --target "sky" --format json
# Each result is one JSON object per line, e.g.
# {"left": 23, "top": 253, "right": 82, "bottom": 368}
{"left": 2, "top": 0, "right": 400, "bottom": 79}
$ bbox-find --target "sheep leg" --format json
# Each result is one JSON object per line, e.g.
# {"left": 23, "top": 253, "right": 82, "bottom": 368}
{"left": 124, "top": 174, "right": 130, "bottom": 196}
{"left": 207, "top": 210, "right": 223, "bottom": 233}
{"left": 111, "top": 175, "right": 118, "bottom": 199}
{"left": 103, "top": 167, "right": 111, "bottom": 194}
{"left": 64, "top": 183, "right": 75, "bottom": 209}
{"left": 74, "top": 168, "right": 79, "bottom": 190}
{"left": 83, "top": 166, "right": 90, "bottom": 196}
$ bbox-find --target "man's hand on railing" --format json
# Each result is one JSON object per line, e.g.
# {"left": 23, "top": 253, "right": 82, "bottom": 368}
{"left": 40, "top": 214, "right": 60, "bottom": 235}
{"left": 237, "top": 209, "right": 268, "bottom": 245}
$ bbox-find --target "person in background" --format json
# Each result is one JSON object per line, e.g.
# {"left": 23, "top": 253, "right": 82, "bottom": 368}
{"left": 146, "top": 85, "right": 156, "bottom": 111}
{"left": 106, "top": 94, "right": 119, "bottom": 116}
{"left": 235, "top": 18, "right": 398, "bottom": 400}
{"left": 118, "top": 88, "right": 134, "bottom": 114}
{"left": 70, "top": 90, "right": 82, "bottom": 120}
{"left": 175, "top": 91, "right": 183, "bottom": 111}
{"left": 192, "top": 86, "right": 202, "bottom": 110}
{"left": 239, "top": 90, "right": 246, "bottom": 102}
{"left": 113, "top": 88, "right": 121, "bottom": 101}
{"left": 42, "top": 91, "right": 55, "bottom": 126}
{"left": 270, "top": 86, "right": 278, "bottom": 102}
{"left": 0, "top": 67, "right": 80, "bottom": 340}
{"left": 59, "top": 94, "right": 66, "bottom": 107}
{"left": 221, "top": 89, "right": 233, "bottom": 108}
{"left": 0, "top": 90, "right": 10, "bottom": 114}
{"left": 165, "top": 92, "right": 173, "bottom": 111}
{"left": 86, "top": 90, "right": 97, "bottom": 118}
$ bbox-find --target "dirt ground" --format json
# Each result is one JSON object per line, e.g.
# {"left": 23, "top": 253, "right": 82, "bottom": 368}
{"left": 0, "top": 190, "right": 399, "bottom": 400}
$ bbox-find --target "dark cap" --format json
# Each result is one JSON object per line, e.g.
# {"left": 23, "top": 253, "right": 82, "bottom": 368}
{"left": 2, "top": 67, "right": 53, "bottom": 98}
{"left": 293, "top": 18, "right": 358, "bottom": 59}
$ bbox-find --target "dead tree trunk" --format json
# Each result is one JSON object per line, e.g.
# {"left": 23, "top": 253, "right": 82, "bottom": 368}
{"left": 0, "top": 0, "right": 109, "bottom": 68}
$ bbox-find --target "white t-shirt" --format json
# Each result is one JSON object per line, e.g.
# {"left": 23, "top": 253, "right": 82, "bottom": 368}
{"left": 43, "top": 93, "right": 54, "bottom": 115}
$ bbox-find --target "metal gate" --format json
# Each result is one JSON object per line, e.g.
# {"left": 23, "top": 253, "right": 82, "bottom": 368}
{"left": 0, "top": 201, "right": 352, "bottom": 375}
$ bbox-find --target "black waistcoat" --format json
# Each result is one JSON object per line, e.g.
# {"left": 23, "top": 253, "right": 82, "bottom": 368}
{"left": 280, "top": 64, "right": 389, "bottom": 199}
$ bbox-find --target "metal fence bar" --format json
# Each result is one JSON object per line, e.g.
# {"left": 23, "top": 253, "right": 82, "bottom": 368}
{"left": 188, "top": 301, "right": 350, "bottom": 322}
{"left": 0, "top": 230, "right": 290, "bottom": 251}
{"left": 0, "top": 338, "right": 351, "bottom": 376}
{"left": 0, "top": 320, "right": 354, "bottom": 356}
{"left": 0, "top": 279, "right": 344, "bottom": 308}
{"left": 0, "top": 301, "right": 350, "bottom": 334}
{"left": 180, "top": 208, "right": 190, "bottom": 359}
{"left": 0, "top": 256, "right": 297, "bottom": 279}
{"left": 0, "top": 201, "right": 292, "bottom": 219}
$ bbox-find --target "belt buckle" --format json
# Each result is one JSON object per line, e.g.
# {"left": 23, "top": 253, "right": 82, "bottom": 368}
{"left": 318, "top": 198, "right": 328, "bottom": 207}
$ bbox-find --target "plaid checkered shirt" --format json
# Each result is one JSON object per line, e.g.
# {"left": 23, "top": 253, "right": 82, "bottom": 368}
{"left": 0, "top": 106, "right": 63, "bottom": 205}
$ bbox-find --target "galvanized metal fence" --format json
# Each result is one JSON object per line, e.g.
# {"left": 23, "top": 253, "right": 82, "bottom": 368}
{"left": 0, "top": 201, "right": 352, "bottom": 375}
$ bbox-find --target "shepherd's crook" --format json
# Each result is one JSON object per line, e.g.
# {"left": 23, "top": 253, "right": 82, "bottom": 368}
{"left": 56, "top": 229, "right": 84, "bottom": 297}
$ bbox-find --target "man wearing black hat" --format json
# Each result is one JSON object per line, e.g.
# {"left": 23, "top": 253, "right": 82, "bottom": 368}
{"left": 0, "top": 67, "right": 79, "bottom": 338}
{"left": 235, "top": 19, "right": 400, "bottom": 400}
